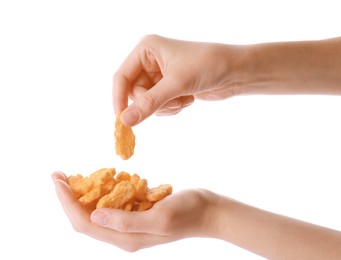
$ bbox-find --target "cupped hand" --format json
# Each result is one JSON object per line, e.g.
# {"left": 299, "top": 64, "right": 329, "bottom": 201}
{"left": 113, "top": 34, "right": 246, "bottom": 126}
{"left": 52, "top": 171, "right": 220, "bottom": 251}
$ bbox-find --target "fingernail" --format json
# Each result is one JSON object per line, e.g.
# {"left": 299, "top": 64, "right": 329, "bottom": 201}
{"left": 122, "top": 109, "right": 140, "bottom": 126}
{"left": 91, "top": 210, "right": 108, "bottom": 226}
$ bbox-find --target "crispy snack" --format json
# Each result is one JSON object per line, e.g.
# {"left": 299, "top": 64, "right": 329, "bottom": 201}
{"left": 78, "top": 178, "right": 116, "bottom": 211}
{"left": 130, "top": 174, "right": 148, "bottom": 202}
{"left": 67, "top": 168, "right": 115, "bottom": 199}
{"left": 67, "top": 168, "right": 172, "bottom": 212}
{"left": 67, "top": 168, "right": 116, "bottom": 212}
{"left": 67, "top": 174, "right": 84, "bottom": 199}
{"left": 115, "top": 112, "right": 135, "bottom": 160}
{"left": 146, "top": 184, "right": 173, "bottom": 202}
{"left": 97, "top": 181, "right": 135, "bottom": 209}
{"left": 116, "top": 171, "right": 131, "bottom": 182}
{"left": 132, "top": 199, "right": 154, "bottom": 211}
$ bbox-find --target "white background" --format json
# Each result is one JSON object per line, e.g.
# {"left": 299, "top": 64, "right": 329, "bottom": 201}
{"left": 0, "top": 0, "right": 340, "bottom": 259}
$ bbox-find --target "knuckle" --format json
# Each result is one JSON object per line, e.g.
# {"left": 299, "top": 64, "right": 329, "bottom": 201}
{"left": 114, "top": 216, "right": 133, "bottom": 232}
{"left": 111, "top": 235, "right": 143, "bottom": 252}
{"left": 109, "top": 238, "right": 141, "bottom": 252}
{"left": 112, "top": 72, "right": 117, "bottom": 82}
{"left": 139, "top": 34, "right": 161, "bottom": 45}
{"left": 139, "top": 92, "right": 159, "bottom": 113}
{"left": 122, "top": 244, "right": 140, "bottom": 253}
{"left": 112, "top": 71, "right": 127, "bottom": 85}
{"left": 112, "top": 71, "right": 120, "bottom": 83}
{"left": 72, "top": 221, "right": 89, "bottom": 234}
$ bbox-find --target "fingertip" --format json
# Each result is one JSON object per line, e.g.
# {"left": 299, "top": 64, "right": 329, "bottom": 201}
{"left": 182, "top": 95, "right": 195, "bottom": 107}
{"left": 114, "top": 104, "right": 125, "bottom": 118}
{"left": 53, "top": 178, "right": 70, "bottom": 191}
{"left": 91, "top": 209, "right": 109, "bottom": 226}
{"left": 53, "top": 179, "right": 70, "bottom": 200}
{"left": 51, "top": 171, "right": 67, "bottom": 182}
{"left": 121, "top": 108, "right": 141, "bottom": 127}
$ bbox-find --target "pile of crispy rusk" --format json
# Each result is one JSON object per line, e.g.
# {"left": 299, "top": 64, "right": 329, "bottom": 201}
{"left": 67, "top": 113, "right": 173, "bottom": 212}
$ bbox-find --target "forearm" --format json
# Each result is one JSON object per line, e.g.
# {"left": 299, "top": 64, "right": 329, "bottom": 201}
{"left": 238, "top": 37, "right": 341, "bottom": 96}
{"left": 210, "top": 194, "right": 341, "bottom": 259}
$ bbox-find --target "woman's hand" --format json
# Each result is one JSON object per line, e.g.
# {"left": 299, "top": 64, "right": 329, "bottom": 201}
{"left": 51, "top": 171, "right": 221, "bottom": 252}
{"left": 113, "top": 34, "right": 246, "bottom": 126}
{"left": 52, "top": 171, "right": 341, "bottom": 258}
{"left": 113, "top": 35, "right": 341, "bottom": 127}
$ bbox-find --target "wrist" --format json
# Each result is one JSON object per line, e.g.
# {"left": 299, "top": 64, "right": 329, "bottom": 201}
{"left": 233, "top": 44, "right": 276, "bottom": 96}
{"left": 194, "top": 189, "right": 234, "bottom": 239}
{"left": 217, "top": 44, "right": 256, "bottom": 97}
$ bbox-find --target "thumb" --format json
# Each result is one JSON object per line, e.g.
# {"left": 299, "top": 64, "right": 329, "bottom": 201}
{"left": 90, "top": 208, "right": 162, "bottom": 235}
{"left": 121, "top": 77, "right": 177, "bottom": 126}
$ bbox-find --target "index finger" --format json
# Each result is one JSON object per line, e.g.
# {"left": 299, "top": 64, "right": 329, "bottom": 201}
{"left": 112, "top": 47, "right": 143, "bottom": 115}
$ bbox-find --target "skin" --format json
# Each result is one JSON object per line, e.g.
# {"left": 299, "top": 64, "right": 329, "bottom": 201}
{"left": 113, "top": 35, "right": 341, "bottom": 126}
{"left": 53, "top": 35, "right": 341, "bottom": 258}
